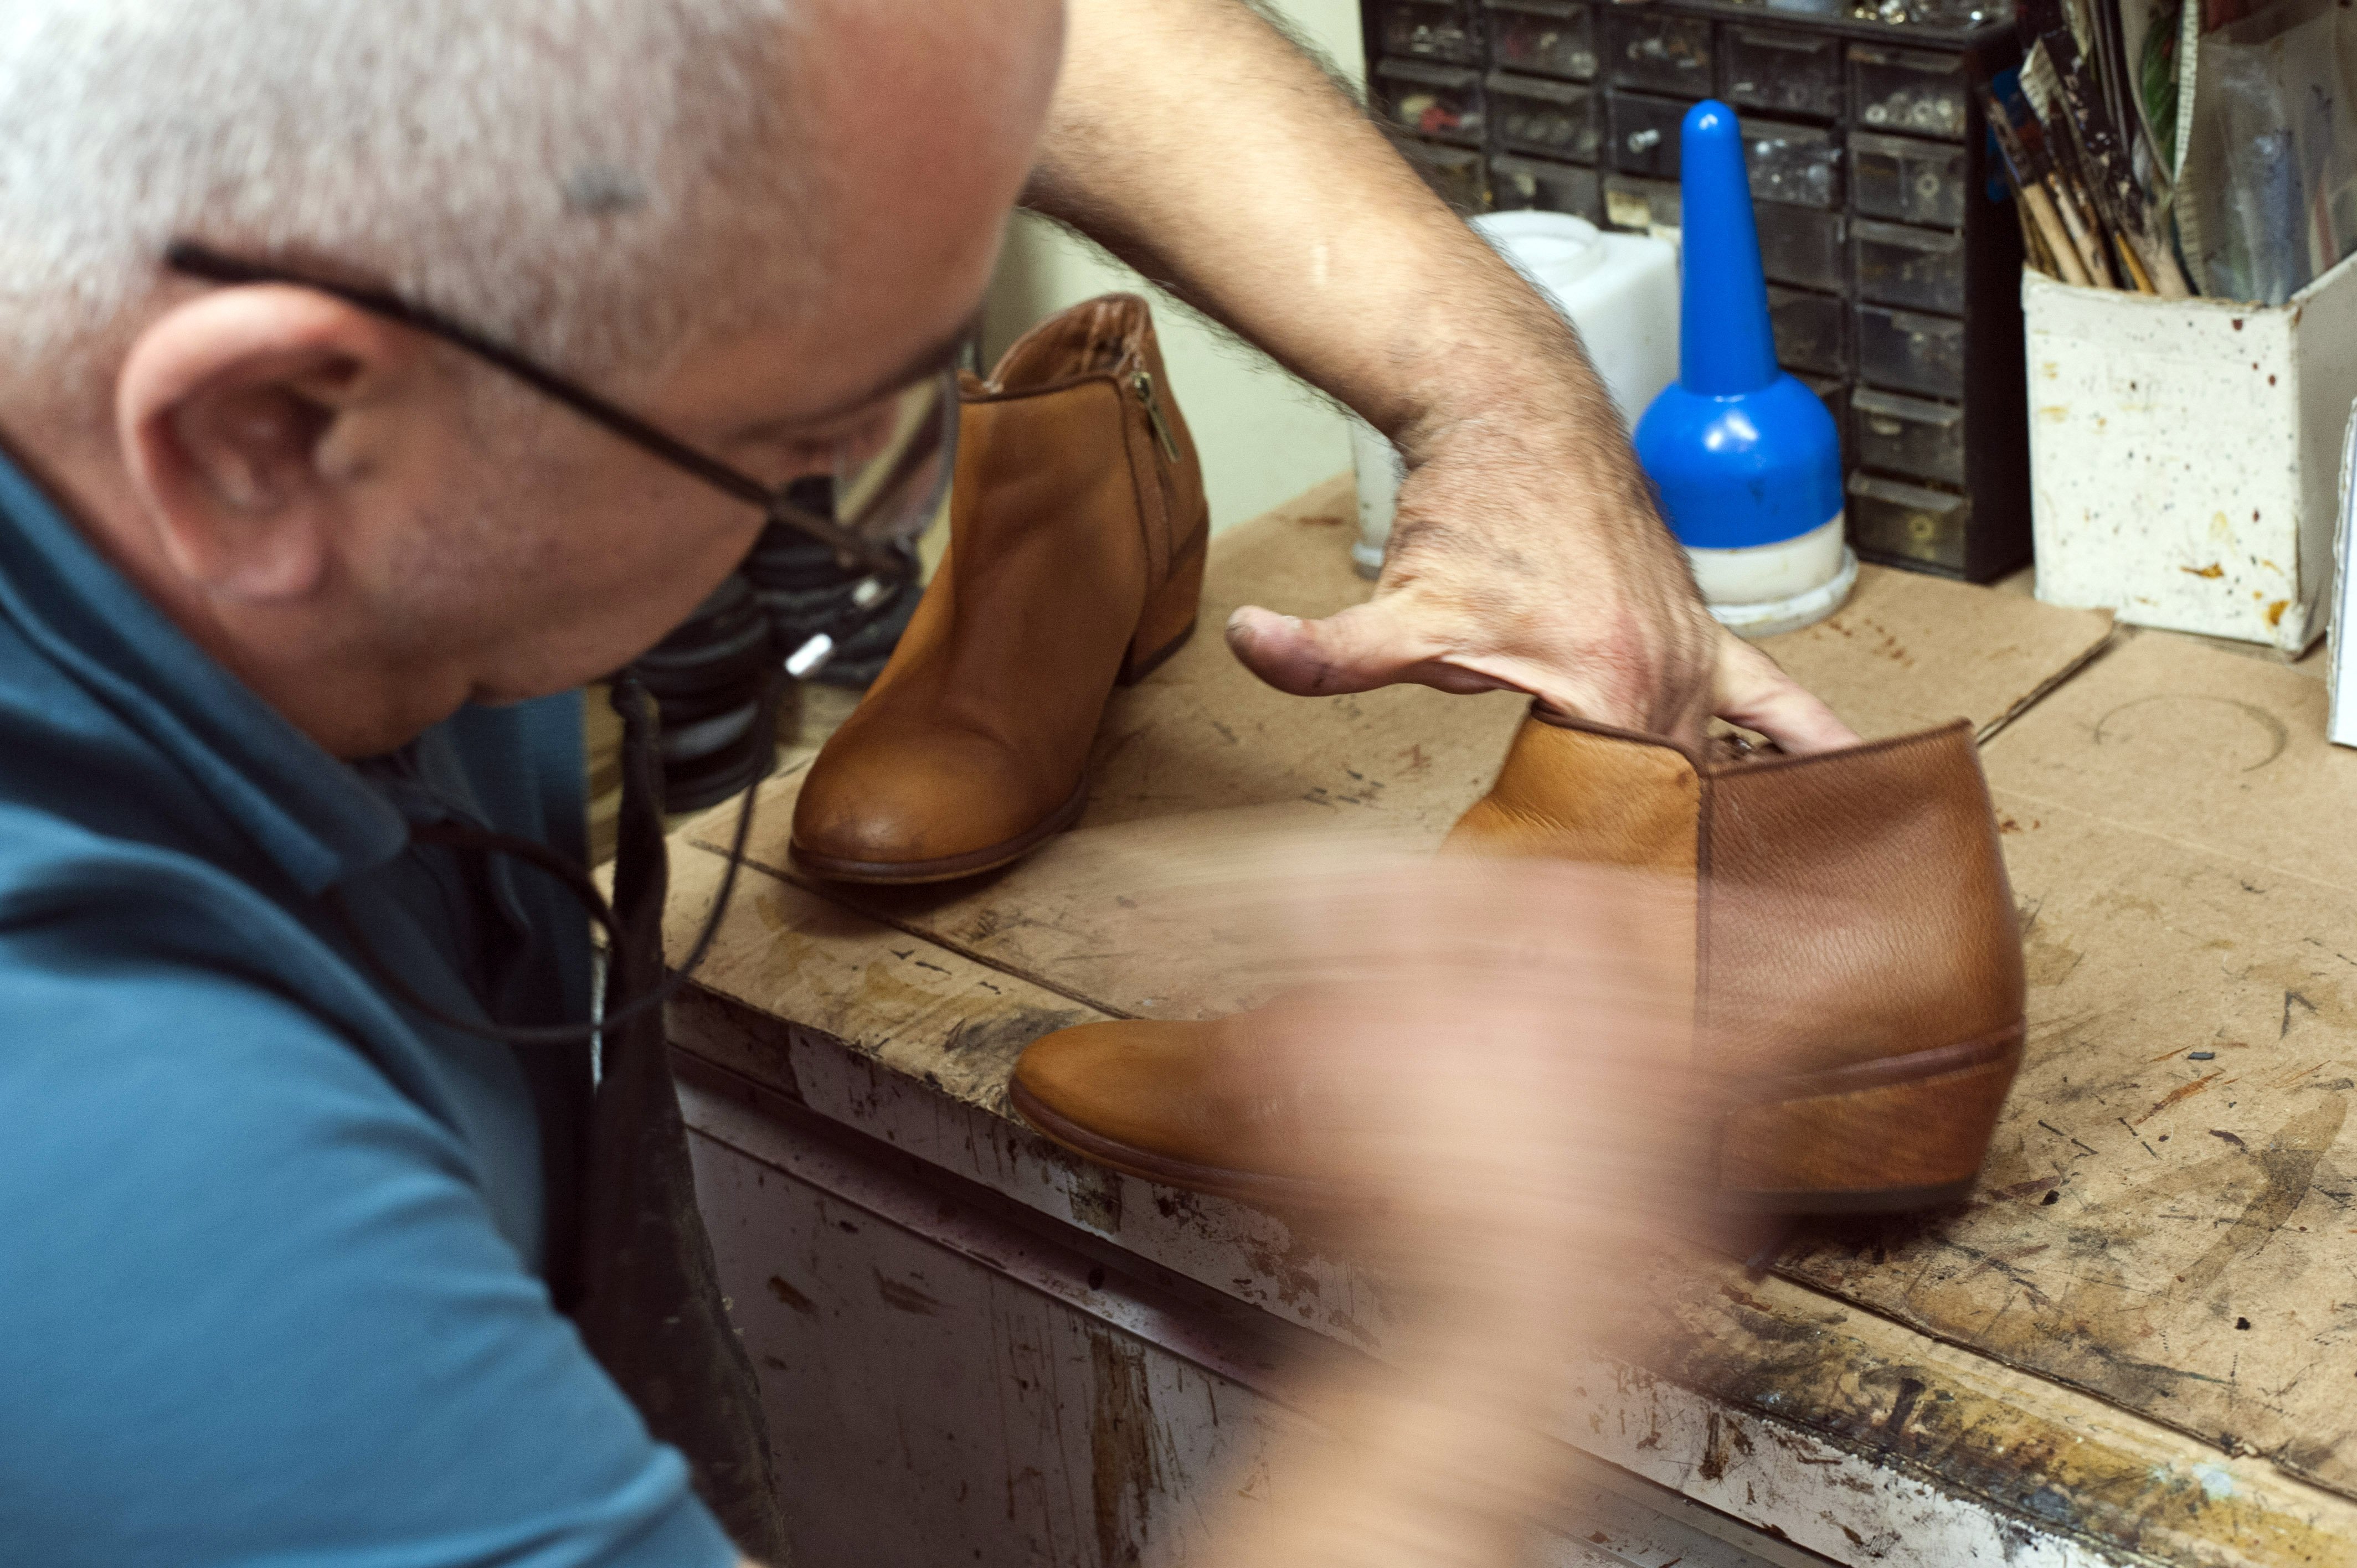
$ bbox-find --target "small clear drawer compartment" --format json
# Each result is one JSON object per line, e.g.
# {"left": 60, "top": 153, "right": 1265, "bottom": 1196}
{"left": 1377, "top": 60, "right": 1483, "bottom": 146}
{"left": 1743, "top": 116, "right": 1842, "bottom": 210}
{"left": 1852, "top": 218, "right": 1965, "bottom": 313}
{"left": 1484, "top": 0, "right": 1596, "bottom": 80}
{"left": 1489, "top": 152, "right": 1601, "bottom": 220}
{"left": 1720, "top": 27, "right": 1844, "bottom": 120}
{"left": 1604, "top": 8, "right": 1711, "bottom": 95}
{"left": 1768, "top": 285, "right": 1849, "bottom": 377}
{"left": 1851, "top": 131, "right": 1967, "bottom": 228}
{"left": 1852, "top": 386, "right": 1965, "bottom": 484}
{"left": 1757, "top": 204, "right": 1847, "bottom": 293}
{"left": 1849, "top": 472, "right": 1970, "bottom": 574}
{"left": 1489, "top": 70, "right": 1600, "bottom": 161}
{"left": 1609, "top": 91, "right": 1686, "bottom": 177}
{"left": 1849, "top": 44, "right": 1968, "bottom": 140}
{"left": 1856, "top": 302, "right": 1965, "bottom": 398}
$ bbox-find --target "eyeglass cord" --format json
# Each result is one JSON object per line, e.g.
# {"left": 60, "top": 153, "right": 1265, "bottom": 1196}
{"left": 322, "top": 665, "right": 774, "bottom": 1049}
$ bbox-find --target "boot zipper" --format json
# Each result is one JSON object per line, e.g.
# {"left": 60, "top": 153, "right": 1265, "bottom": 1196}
{"left": 1132, "top": 370, "right": 1180, "bottom": 462}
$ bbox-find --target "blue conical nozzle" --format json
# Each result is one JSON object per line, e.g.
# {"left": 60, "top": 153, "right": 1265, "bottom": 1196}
{"left": 1677, "top": 100, "right": 1778, "bottom": 397}
{"left": 1631, "top": 97, "right": 1843, "bottom": 555}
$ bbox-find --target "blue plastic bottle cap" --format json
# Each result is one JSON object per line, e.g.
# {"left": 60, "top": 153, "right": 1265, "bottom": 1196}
{"left": 1633, "top": 100, "right": 1843, "bottom": 554}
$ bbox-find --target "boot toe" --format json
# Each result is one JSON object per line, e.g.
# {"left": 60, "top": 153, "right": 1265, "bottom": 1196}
{"left": 1012, "top": 1019, "right": 1209, "bottom": 1162}
{"left": 792, "top": 729, "right": 1080, "bottom": 880}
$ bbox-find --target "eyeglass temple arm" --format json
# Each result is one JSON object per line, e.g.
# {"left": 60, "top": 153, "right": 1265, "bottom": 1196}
{"left": 163, "top": 240, "right": 903, "bottom": 576}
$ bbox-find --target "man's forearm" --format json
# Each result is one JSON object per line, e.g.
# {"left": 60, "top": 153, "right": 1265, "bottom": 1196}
{"left": 1035, "top": 0, "right": 1860, "bottom": 752}
{"left": 1028, "top": 0, "right": 1622, "bottom": 465}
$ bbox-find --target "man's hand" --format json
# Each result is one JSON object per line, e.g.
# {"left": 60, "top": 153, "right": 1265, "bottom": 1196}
{"left": 1224, "top": 418, "right": 1861, "bottom": 752}
{"left": 1030, "top": 0, "right": 1862, "bottom": 755}
{"left": 1166, "top": 849, "right": 1708, "bottom": 1568}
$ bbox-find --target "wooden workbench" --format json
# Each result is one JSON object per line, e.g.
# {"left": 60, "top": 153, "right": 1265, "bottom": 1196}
{"left": 664, "top": 476, "right": 2357, "bottom": 1567}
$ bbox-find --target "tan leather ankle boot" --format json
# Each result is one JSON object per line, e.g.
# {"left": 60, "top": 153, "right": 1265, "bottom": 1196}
{"left": 791, "top": 296, "right": 1208, "bottom": 884}
{"left": 1010, "top": 710, "right": 2026, "bottom": 1214}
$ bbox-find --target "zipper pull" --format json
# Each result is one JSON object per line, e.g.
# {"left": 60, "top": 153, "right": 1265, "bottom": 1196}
{"left": 1132, "top": 370, "right": 1180, "bottom": 462}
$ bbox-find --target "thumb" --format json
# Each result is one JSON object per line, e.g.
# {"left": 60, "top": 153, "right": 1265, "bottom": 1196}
{"left": 1712, "top": 631, "right": 1861, "bottom": 754}
{"left": 1224, "top": 601, "right": 1504, "bottom": 698}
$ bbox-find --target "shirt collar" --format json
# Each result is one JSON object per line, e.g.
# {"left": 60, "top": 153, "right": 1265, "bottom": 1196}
{"left": 0, "top": 446, "right": 410, "bottom": 894}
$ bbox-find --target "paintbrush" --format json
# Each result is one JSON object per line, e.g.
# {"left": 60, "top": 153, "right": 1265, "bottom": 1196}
{"left": 1982, "top": 81, "right": 2096, "bottom": 286}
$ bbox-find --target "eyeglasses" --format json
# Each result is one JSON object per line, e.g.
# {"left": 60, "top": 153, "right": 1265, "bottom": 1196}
{"left": 162, "top": 240, "right": 960, "bottom": 676}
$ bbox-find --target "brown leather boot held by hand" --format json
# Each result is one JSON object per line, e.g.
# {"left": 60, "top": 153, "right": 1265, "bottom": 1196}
{"left": 1011, "top": 711, "right": 2025, "bottom": 1215}
{"left": 792, "top": 296, "right": 1207, "bottom": 884}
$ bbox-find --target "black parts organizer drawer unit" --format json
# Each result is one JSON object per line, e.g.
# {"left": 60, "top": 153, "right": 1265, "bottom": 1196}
{"left": 1364, "top": 0, "right": 2028, "bottom": 582}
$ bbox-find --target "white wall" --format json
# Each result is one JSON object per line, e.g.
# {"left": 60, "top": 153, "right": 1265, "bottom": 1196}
{"left": 982, "top": 0, "right": 1367, "bottom": 534}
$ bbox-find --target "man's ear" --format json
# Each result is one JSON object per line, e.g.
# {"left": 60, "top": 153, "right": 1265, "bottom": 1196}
{"left": 116, "top": 286, "right": 418, "bottom": 602}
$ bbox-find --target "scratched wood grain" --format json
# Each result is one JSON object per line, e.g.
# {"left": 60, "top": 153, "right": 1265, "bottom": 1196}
{"left": 1778, "top": 631, "right": 2357, "bottom": 1498}
{"left": 689, "top": 475, "right": 2113, "bottom": 1022}
{"left": 666, "top": 830, "right": 2357, "bottom": 1565}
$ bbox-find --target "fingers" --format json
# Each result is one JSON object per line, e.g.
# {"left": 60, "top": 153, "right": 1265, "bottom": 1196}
{"left": 1224, "top": 600, "right": 1507, "bottom": 699}
{"left": 1711, "top": 630, "right": 1861, "bottom": 753}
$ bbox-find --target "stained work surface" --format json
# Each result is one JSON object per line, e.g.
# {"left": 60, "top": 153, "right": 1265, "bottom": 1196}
{"left": 670, "top": 481, "right": 2357, "bottom": 1559}
{"left": 693, "top": 476, "right": 2112, "bottom": 1023}
{"left": 1779, "top": 632, "right": 2357, "bottom": 1499}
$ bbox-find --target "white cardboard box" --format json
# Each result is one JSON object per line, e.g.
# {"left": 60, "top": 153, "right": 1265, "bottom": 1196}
{"left": 2026, "top": 251, "right": 2357, "bottom": 654}
{"left": 2326, "top": 400, "right": 2357, "bottom": 746}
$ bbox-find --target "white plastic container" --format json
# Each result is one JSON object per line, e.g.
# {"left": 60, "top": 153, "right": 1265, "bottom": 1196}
{"left": 1352, "top": 212, "right": 1680, "bottom": 576}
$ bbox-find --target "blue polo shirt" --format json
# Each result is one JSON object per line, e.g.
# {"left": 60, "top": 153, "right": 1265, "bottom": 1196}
{"left": 0, "top": 451, "right": 739, "bottom": 1567}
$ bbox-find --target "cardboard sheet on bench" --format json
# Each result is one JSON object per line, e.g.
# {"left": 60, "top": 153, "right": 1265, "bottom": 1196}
{"left": 1777, "top": 631, "right": 2357, "bottom": 1497}
{"left": 698, "top": 473, "right": 2113, "bottom": 1023}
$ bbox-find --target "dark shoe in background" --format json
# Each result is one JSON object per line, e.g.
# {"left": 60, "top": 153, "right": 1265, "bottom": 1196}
{"left": 629, "top": 574, "right": 779, "bottom": 815}
{"left": 743, "top": 478, "right": 923, "bottom": 692}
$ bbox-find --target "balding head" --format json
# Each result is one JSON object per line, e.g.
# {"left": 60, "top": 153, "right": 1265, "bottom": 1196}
{"left": 0, "top": 0, "right": 818, "bottom": 391}
{"left": 0, "top": 0, "right": 1063, "bottom": 756}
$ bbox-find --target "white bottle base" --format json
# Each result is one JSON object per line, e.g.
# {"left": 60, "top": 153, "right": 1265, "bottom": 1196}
{"left": 1687, "top": 516, "right": 1857, "bottom": 638}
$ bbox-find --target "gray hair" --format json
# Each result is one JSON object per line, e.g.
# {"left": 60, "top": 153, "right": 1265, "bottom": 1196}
{"left": 0, "top": 0, "right": 811, "bottom": 393}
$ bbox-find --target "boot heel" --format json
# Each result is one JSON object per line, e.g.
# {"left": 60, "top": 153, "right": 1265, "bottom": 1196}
{"left": 1716, "top": 1029, "right": 2024, "bottom": 1215}
{"left": 1119, "top": 530, "right": 1207, "bottom": 685}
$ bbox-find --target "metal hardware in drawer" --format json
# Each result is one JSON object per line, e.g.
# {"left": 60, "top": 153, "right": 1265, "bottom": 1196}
{"left": 1851, "top": 218, "right": 1964, "bottom": 313}
{"left": 1849, "top": 471, "right": 1970, "bottom": 573}
{"left": 1376, "top": 60, "right": 1483, "bottom": 146}
{"left": 1850, "top": 130, "right": 1967, "bottom": 228}
{"left": 1483, "top": 0, "right": 1596, "bottom": 80}
{"left": 1855, "top": 301, "right": 1965, "bottom": 398}
{"left": 1608, "top": 90, "right": 1686, "bottom": 178}
{"left": 1604, "top": 8, "right": 1711, "bottom": 95}
{"left": 1852, "top": 386, "right": 1965, "bottom": 484}
{"left": 1768, "top": 285, "right": 1849, "bottom": 378}
{"left": 1849, "top": 43, "right": 1969, "bottom": 141}
{"left": 1489, "top": 152, "right": 1601, "bottom": 219}
{"left": 1720, "top": 25, "right": 1843, "bottom": 120}
{"left": 1375, "top": 0, "right": 1480, "bottom": 64}
{"left": 1742, "top": 116, "right": 1841, "bottom": 210}
{"left": 1489, "top": 70, "right": 1600, "bottom": 161}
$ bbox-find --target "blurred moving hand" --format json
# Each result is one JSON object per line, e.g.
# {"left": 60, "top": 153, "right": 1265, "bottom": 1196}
{"left": 1192, "top": 853, "right": 1708, "bottom": 1568}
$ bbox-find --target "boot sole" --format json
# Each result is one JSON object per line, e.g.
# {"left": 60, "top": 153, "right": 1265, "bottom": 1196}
{"left": 1716, "top": 1023, "right": 2026, "bottom": 1215}
{"left": 791, "top": 776, "right": 1092, "bottom": 886}
{"left": 1009, "top": 1022, "right": 2025, "bottom": 1218}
